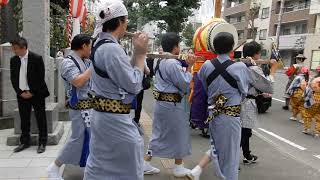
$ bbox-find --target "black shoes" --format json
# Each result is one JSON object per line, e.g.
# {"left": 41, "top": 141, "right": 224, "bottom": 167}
{"left": 243, "top": 155, "right": 258, "bottom": 164}
{"left": 13, "top": 143, "right": 46, "bottom": 153}
{"left": 282, "top": 106, "right": 289, "bottom": 110}
{"left": 37, "top": 144, "right": 46, "bottom": 154}
{"left": 13, "top": 144, "right": 30, "bottom": 153}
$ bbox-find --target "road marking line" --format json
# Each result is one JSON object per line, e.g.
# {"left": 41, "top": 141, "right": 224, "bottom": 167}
{"left": 272, "top": 97, "right": 285, "bottom": 103}
{"left": 258, "top": 128, "right": 307, "bottom": 151}
{"left": 314, "top": 155, "right": 320, "bottom": 159}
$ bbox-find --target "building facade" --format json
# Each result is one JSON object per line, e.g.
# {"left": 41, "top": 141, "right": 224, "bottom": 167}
{"left": 223, "top": 0, "right": 318, "bottom": 67}
{"left": 305, "top": 0, "right": 320, "bottom": 69}
{"left": 269, "top": 0, "right": 316, "bottom": 66}
{"left": 223, "top": 0, "right": 251, "bottom": 45}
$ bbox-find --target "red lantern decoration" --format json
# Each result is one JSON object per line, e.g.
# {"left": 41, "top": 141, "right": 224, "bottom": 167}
{"left": 71, "top": 0, "right": 83, "bottom": 18}
{"left": 0, "top": 0, "right": 10, "bottom": 7}
{"left": 79, "top": 5, "right": 87, "bottom": 30}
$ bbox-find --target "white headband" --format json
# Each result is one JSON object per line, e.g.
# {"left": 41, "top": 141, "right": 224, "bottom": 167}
{"left": 92, "top": 1, "right": 128, "bottom": 38}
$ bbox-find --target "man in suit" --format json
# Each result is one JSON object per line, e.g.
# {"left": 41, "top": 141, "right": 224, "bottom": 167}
{"left": 10, "top": 37, "right": 49, "bottom": 153}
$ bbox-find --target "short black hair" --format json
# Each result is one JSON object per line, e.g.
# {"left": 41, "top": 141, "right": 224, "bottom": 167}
{"left": 161, "top": 32, "right": 181, "bottom": 53}
{"left": 213, "top": 32, "right": 234, "bottom": 54}
{"left": 71, "top": 34, "right": 92, "bottom": 50}
{"left": 243, "top": 41, "right": 262, "bottom": 58}
{"left": 100, "top": 11, "right": 126, "bottom": 32}
{"left": 10, "top": 37, "right": 28, "bottom": 49}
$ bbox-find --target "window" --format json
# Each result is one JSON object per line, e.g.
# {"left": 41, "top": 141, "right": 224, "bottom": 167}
{"left": 226, "top": 16, "right": 231, "bottom": 23}
{"left": 240, "top": 15, "right": 246, "bottom": 22}
{"left": 247, "top": 28, "right": 257, "bottom": 39}
{"left": 261, "top": 49, "right": 268, "bottom": 58}
{"left": 238, "top": 30, "right": 244, "bottom": 40}
{"left": 311, "top": 50, "right": 320, "bottom": 70}
{"left": 259, "top": 29, "right": 267, "bottom": 40}
{"left": 295, "top": 23, "right": 307, "bottom": 34}
{"left": 253, "top": 10, "right": 259, "bottom": 19}
{"left": 281, "top": 28, "right": 291, "bottom": 35}
{"left": 261, "top": 8, "right": 269, "bottom": 19}
{"left": 302, "top": 23, "right": 307, "bottom": 34}
{"left": 228, "top": 13, "right": 246, "bottom": 24}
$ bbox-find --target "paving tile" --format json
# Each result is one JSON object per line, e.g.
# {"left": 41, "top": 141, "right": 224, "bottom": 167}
{"left": 9, "top": 148, "right": 59, "bottom": 159}
{"left": 0, "top": 158, "right": 32, "bottom": 168}
{"left": 0, "top": 145, "right": 14, "bottom": 151}
{"left": 0, "top": 167, "right": 20, "bottom": 178}
{"left": 0, "top": 122, "right": 69, "bottom": 179}
{"left": 29, "top": 158, "right": 55, "bottom": 167}
{"left": 0, "top": 150, "right": 12, "bottom": 158}
{"left": 18, "top": 167, "right": 48, "bottom": 178}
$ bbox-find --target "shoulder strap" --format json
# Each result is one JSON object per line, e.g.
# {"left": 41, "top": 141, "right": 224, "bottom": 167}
{"left": 61, "top": 55, "right": 82, "bottom": 82}
{"left": 66, "top": 55, "right": 81, "bottom": 72}
{"left": 206, "top": 59, "right": 238, "bottom": 89}
{"left": 90, "top": 39, "right": 115, "bottom": 78}
{"left": 154, "top": 59, "right": 164, "bottom": 80}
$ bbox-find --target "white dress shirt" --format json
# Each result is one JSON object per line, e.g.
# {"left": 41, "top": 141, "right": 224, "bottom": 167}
{"left": 19, "top": 50, "right": 30, "bottom": 91}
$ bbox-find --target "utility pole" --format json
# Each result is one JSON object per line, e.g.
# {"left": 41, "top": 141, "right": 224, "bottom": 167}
{"left": 275, "top": 0, "right": 285, "bottom": 48}
{"left": 214, "top": 0, "right": 222, "bottom": 18}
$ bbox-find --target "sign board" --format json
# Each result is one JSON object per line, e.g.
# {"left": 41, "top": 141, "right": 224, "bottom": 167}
{"left": 311, "top": 50, "right": 320, "bottom": 69}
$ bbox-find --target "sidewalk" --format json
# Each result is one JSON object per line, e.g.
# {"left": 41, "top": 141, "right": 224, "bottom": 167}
{"left": 0, "top": 122, "right": 71, "bottom": 180}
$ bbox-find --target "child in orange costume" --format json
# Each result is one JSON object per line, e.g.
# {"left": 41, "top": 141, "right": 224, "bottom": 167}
{"left": 303, "top": 76, "right": 320, "bottom": 137}
{"left": 287, "top": 67, "right": 309, "bottom": 122}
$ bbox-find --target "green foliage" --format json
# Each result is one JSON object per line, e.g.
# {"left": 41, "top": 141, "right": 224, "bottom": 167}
{"left": 124, "top": 0, "right": 201, "bottom": 33}
{"left": 49, "top": 0, "right": 96, "bottom": 55}
{"left": 182, "top": 23, "right": 194, "bottom": 47}
{"left": 13, "top": 0, "right": 23, "bottom": 34}
{"left": 50, "top": 1, "right": 68, "bottom": 56}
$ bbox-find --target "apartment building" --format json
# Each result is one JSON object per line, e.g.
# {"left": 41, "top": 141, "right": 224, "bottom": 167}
{"left": 223, "top": 0, "right": 318, "bottom": 66}
{"left": 247, "top": 0, "right": 274, "bottom": 59}
{"left": 305, "top": 0, "right": 320, "bottom": 69}
{"left": 223, "top": 0, "right": 273, "bottom": 58}
{"left": 269, "top": 0, "right": 316, "bottom": 66}
{"left": 223, "top": 0, "right": 251, "bottom": 45}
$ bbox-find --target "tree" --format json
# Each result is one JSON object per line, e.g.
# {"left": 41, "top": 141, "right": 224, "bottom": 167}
{"left": 124, "top": 0, "right": 201, "bottom": 33}
{"left": 247, "top": 0, "right": 260, "bottom": 41}
{"left": 182, "top": 23, "right": 195, "bottom": 47}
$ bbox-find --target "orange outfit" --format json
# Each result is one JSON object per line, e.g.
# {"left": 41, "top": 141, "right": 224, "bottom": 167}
{"left": 303, "top": 92, "right": 320, "bottom": 134}
{"left": 290, "top": 88, "right": 305, "bottom": 118}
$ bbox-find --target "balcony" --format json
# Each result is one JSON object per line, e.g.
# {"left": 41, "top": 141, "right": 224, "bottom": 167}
{"left": 275, "top": 0, "right": 310, "bottom": 14}
{"left": 224, "top": 0, "right": 250, "bottom": 17}
{"left": 270, "top": 34, "right": 307, "bottom": 50}
{"left": 226, "top": 0, "right": 248, "bottom": 8}
{"left": 310, "top": 0, "right": 320, "bottom": 14}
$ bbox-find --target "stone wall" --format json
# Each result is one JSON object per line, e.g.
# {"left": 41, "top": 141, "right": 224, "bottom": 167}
{"left": 0, "top": 43, "right": 18, "bottom": 117}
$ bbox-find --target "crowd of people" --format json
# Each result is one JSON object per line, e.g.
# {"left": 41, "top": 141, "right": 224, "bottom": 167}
{"left": 12, "top": 1, "right": 319, "bottom": 180}
{"left": 284, "top": 54, "right": 320, "bottom": 138}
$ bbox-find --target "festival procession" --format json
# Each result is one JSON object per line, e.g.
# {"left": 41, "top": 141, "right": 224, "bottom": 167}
{"left": 1, "top": 0, "right": 320, "bottom": 180}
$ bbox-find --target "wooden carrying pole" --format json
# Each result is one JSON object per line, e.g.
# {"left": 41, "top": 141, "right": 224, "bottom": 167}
{"left": 214, "top": 0, "right": 222, "bottom": 18}
{"left": 146, "top": 54, "right": 273, "bottom": 65}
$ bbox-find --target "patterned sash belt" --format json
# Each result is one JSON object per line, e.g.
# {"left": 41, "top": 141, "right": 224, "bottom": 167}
{"left": 153, "top": 90, "right": 182, "bottom": 103}
{"left": 206, "top": 95, "right": 241, "bottom": 123}
{"left": 92, "top": 96, "right": 131, "bottom": 114}
{"left": 66, "top": 99, "right": 93, "bottom": 110}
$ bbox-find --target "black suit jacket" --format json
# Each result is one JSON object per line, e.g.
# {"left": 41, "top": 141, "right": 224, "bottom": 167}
{"left": 10, "top": 51, "right": 50, "bottom": 99}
